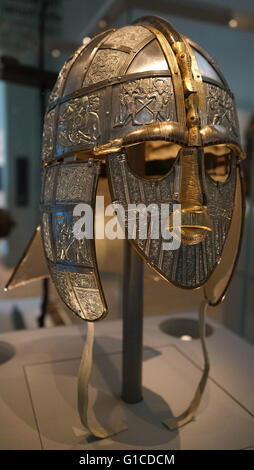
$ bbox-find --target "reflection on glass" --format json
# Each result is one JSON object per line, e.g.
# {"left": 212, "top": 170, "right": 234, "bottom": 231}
{"left": 204, "top": 145, "right": 233, "bottom": 182}
{"left": 126, "top": 141, "right": 181, "bottom": 178}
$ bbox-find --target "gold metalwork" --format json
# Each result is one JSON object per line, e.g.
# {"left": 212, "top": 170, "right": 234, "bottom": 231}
{"left": 171, "top": 40, "right": 202, "bottom": 147}
{"left": 184, "top": 37, "right": 207, "bottom": 128}
{"left": 93, "top": 121, "right": 187, "bottom": 156}
{"left": 145, "top": 26, "right": 186, "bottom": 125}
{"left": 171, "top": 41, "right": 195, "bottom": 95}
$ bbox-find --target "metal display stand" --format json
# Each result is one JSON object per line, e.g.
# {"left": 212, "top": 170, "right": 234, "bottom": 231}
{"left": 121, "top": 144, "right": 145, "bottom": 403}
{"left": 122, "top": 240, "right": 144, "bottom": 403}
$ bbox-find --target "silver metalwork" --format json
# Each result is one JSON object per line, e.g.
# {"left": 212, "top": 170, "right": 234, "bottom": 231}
{"left": 41, "top": 160, "right": 106, "bottom": 321}
{"left": 41, "top": 15, "right": 245, "bottom": 316}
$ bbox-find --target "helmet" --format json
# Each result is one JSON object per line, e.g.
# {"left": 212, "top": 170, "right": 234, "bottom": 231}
{"left": 40, "top": 16, "right": 246, "bottom": 433}
{"left": 41, "top": 16, "right": 245, "bottom": 319}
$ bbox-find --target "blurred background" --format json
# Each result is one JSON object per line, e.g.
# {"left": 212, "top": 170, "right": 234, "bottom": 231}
{"left": 0, "top": 0, "right": 253, "bottom": 341}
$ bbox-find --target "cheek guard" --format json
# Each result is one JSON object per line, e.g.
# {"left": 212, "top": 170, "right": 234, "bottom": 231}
{"left": 41, "top": 160, "right": 107, "bottom": 321}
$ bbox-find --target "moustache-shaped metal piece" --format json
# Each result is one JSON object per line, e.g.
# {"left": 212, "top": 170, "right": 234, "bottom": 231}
{"left": 168, "top": 207, "right": 212, "bottom": 245}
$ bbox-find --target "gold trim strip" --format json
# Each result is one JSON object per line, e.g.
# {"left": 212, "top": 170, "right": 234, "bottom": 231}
{"left": 183, "top": 36, "right": 207, "bottom": 128}
{"left": 145, "top": 25, "right": 186, "bottom": 126}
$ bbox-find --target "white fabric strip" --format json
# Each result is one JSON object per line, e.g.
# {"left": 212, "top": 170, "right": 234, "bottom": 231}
{"left": 163, "top": 300, "right": 210, "bottom": 430}
{"left": 78, "top": 321, "right": 127, "bottom": 438}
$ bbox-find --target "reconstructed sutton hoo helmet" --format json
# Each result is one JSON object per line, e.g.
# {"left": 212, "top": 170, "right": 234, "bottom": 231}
{"left": 9, "top": 16, "right": 246, "bottom": 437}
{"left": 41, "top": 16, "right": 245, "bottom": 317}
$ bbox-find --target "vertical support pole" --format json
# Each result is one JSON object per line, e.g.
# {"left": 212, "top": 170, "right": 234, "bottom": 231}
{"left": 122, "top": 240, "right": 144, "bottom": 403}
{"left": 38, "top": 0, "right": 50, "bottom": 328}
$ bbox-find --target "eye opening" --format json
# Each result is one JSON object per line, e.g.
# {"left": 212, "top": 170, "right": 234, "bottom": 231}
{"left": 125, "top": 140, "right": 182, "bottom": 179}
{"left": 204, "top": 144, "right": 234, "bottom": 183}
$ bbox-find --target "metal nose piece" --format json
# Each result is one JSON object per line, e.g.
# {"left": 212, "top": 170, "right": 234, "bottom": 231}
{"left": 179, "top": 149, "right": 204, "bottom": 212}
{"left": 176, "top": 148, "right": 212, "bottom": 244}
